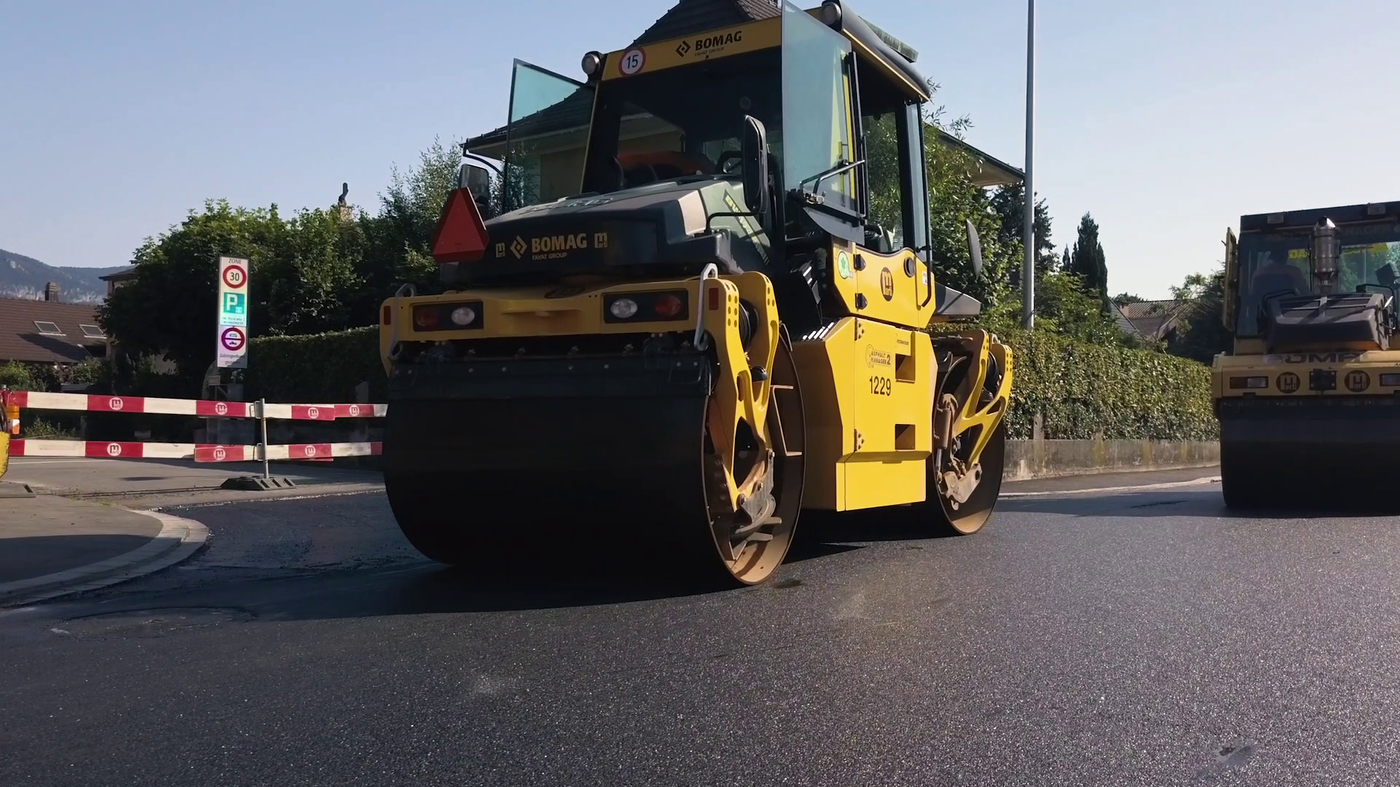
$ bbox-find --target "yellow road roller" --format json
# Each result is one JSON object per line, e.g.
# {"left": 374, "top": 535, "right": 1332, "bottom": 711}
{"left": 1215, "top": 200, "right": 1400, "bottom": 508}
{"left": 378, "top": 0, "right": 1014, "bottom": 585}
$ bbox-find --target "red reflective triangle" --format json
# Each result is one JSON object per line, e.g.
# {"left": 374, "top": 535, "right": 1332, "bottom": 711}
{"left": 431, "top": 188, "right": 489, "bottom": 264}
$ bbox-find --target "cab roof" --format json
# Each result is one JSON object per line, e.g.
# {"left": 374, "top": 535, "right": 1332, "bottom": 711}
{"left": 1239, "top": 200, "right": 1400, "bottom": 232}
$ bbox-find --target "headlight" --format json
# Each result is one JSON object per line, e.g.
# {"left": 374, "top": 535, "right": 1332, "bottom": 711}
{"left": 609, "top": 298, "right": 639, "bottom": 319}
{"left": 450, "top": 306, "right": 477, "bottom": 326}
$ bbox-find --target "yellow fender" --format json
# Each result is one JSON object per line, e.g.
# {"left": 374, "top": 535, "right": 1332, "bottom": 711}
{"left": 0, "top": 432, "right": 9, "bottom": 481}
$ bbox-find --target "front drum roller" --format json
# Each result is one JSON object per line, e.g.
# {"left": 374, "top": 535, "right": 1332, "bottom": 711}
{"left": 381, "top": 333, "right": 806, "bottom": 588}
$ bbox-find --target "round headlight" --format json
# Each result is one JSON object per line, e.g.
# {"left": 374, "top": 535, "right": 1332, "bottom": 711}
{"left": 450, "top": 306, "right": 476, "bottom": 326}
{"left": 581, "top": 51, "right": 603, "bottom": 77}
{"left": 609, "top": 298, "right": 639, "bottom": 319}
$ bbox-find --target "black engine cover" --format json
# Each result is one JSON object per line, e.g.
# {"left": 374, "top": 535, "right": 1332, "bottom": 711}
{"left": 1265, "top": 291, "right": 1389, "bottom": 352}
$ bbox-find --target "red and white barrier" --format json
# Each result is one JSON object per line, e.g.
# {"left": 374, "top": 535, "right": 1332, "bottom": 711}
{"left": 3, "top": 392, "right": 388, "bottom": 421}
{"left": 2, "top": 391, "right": 388, "bottom": 466}
{"left": 10, "top": 439, "right": 382, "bottom": 462}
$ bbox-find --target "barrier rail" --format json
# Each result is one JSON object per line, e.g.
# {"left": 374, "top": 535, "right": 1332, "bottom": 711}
{"left": 0, "top": 389, "right": 388, "bottom": 485}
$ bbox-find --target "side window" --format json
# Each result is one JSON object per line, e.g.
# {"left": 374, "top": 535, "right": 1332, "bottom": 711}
{"left": 502, "top": 61, "right": 594, "bottom": 212}
{"left": 901, "top": 100, "right": 931, "bottom": 261}
{"left": 861, "top": 110, "right": 904, "bottom": 249}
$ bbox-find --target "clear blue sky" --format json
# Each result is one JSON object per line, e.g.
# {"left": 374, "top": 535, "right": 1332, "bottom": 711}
{"left": 3, "top": 0, "right": 1397, "bottom": 299}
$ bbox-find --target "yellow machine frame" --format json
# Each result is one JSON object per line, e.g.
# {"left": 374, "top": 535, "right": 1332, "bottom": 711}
{"left": 377, "top": 1, "right": 1016, "bottom": 583}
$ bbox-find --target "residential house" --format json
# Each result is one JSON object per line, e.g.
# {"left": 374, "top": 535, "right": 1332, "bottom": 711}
{"left": 1113, "top": 299, "right": 1187, "bottom": 344}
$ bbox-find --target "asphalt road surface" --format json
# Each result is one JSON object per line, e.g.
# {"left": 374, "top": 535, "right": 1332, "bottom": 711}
{"left": 5, "top": 474, "right": 1400, "bottom": 786}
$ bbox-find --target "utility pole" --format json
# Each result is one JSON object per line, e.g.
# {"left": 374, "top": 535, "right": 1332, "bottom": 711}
{"left": 1021, "top": 0, "right": 1036, "bottom": 330}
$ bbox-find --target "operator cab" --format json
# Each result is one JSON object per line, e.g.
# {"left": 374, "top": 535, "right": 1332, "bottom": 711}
{"left": 447, "top": 0, "right": 978, "bottom": 331}
{"left": 1230, "top": 203, "right": 1400, "bottom": 340}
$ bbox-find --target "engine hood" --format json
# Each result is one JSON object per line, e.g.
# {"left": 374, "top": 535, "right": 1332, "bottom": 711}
{"left": 456, "top": 178, "right": 771, "bottom": 285}
{"left": 1266, "top": 291, "right": 1392, "bottom": 353}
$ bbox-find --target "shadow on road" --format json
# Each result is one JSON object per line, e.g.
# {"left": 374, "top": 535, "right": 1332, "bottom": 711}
{"left": 0, "top": 534, "right": 157, "bottom": 586}
{"left": 1003, "top": 485, "right": 1400, "bottom": 520}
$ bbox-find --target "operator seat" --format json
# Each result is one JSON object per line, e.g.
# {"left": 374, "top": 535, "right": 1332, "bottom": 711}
{"left": 1248, "top": 265, "right": 1310, "bottom": 332}
{"left": 616, "top": 150, "right": 715, "bottom": 188}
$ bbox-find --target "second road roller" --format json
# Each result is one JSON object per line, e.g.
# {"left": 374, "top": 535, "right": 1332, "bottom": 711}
{"left": 1214, "top": 199, "right": 1400, "bottom": 509}
{"left": 377, "top": 0, "right": 1015, "bottom": 585}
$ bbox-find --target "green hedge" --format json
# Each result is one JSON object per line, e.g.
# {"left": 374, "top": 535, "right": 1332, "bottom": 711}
{"left": 988, "top": 328, "right": 1216, "bottom": 441}
{"left": 244, "top": 326, "right": 383, "bottom": 404}
{"left": 243, "top": 324, "right": 1217, "bottom": 441}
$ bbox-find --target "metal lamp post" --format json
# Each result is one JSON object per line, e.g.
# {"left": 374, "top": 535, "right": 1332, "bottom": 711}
{"left": 1021, "top": 0, "right": 1036, "bottom": 330}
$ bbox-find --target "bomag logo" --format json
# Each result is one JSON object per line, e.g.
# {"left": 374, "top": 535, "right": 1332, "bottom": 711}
{"left": 686, "top": 29, "right": 743, "bottom": 57}
{"left": 532, "top": 234, "right": 589, "bottom": 254}
{"left": 510, "top": 233, "right": 605, "bottom": 261}
{"left": 1264, "top": 351, "right": 1363, "bottom": 364}
{"left": 865, "top": 344, "right": 892, "bottom": 368}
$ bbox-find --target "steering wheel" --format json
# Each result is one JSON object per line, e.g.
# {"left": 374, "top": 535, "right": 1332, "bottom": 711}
{"left": 715, "top": 150, "right": 744, "bottom": 175}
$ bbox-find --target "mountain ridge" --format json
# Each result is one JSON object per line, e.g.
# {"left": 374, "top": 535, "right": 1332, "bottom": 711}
{"left": 0, "top": 247, "right": 127, "bottom": 304}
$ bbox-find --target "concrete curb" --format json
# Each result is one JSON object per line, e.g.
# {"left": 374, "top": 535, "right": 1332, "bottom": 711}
{"left": 0, "top": 509, "right": 210, "bottom": 608}
{"left": 1002, "top": 475, "right": 1222, "bottom": 498}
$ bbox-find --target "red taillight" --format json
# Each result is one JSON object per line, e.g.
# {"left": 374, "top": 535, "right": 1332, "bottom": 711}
{"left": 654, "top": 294, "right": 683, "bottom": 318}
{"left": 414, "top": 307, "right": 439, "bottom": 329}
{"left": 708, "top": 286, "right": 720, "bottom": 311}
{"left": 381, "top": 304, "right": 392, "bottom": 325}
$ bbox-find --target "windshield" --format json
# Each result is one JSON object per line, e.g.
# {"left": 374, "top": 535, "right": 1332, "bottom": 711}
{"left": 1235, "top": 222, "right": 1400, "bottom": 335}
{"left": 581, "top": 49, "right": 784, "bottom": 195}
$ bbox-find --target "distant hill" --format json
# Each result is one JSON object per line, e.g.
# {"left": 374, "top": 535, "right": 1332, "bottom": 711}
{"left": 0, "top": 248, "right": 128, "bottom": 304}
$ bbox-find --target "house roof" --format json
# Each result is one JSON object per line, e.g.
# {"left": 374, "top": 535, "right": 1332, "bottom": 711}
{"left": 633, "top": 0, "right": 779, "bottom": 46}
{"left": 935, "top": 131, "right": 1024, "bottom": 188}
{"left": 99, "top": 266, "right": 137, "bottom": 282}
{"left": 1113, "top": 299, "right": 1185, "bottom": 341}
{"left": 0, "top": 296, "right": 106, "bottom": 365}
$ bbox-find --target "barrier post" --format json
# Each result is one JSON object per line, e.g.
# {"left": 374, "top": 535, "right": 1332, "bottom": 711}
{"left": 259, "top": 397, "right": 270, "bottom": 481}
{"left": 2, "top": 388, "right": 19, "bottom": 436}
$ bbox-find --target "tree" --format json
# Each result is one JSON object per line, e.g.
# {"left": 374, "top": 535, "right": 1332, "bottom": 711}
{"left": 98, "top": 200, "right": 297, "bottom": 391}
{"left": 1034, "top": 271, "right": 1136, "bottom": 345}
{"left": 349, "top": 136, "right": 464, "bottom": 318}
{"left": 1164, "top": 264, "right": 1232, "bottom": 363}
{"left": 917, "top": 82, "right": 1018, "bottom": 310}
{"left": 988, "top": 182, "right": 1055, "bottom": 280}
{"left": 1068, "top": 213, "right": 1110, "bottom": 309}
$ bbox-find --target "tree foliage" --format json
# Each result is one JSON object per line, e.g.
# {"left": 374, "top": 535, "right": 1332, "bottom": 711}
{"left": 1164, "top": 264, "right": 1231, "bottom": 363}
{"left": 988, "top": 182, "right": 1056, "bottom": 283}
{"left": 98, "top": 138, "right": 465, "bottom": 391}
{"left": 1067, "top": 213, "right": 1110, "bottom": 309}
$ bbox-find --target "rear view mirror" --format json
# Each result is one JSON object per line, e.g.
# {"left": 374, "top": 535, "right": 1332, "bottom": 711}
{"left": 965, "top": 219, "right": 984, "bottom": 278}
{"left": 459, "top": 161, "right": 493, "bottom": 206}
{"left": 1379, "top": 262, "right": 1397, "bottom": 288}
{"left": 741, "top": 115, "right": 771, "bottom": 218}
